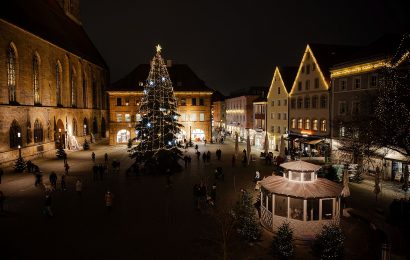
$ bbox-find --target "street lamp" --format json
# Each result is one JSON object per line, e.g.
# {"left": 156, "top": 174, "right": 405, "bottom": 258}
{"left": 17, "top": 132, "right": 22, "bottom": 158}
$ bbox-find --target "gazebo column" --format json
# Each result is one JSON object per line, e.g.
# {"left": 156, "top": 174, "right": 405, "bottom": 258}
{"left": 332, "top": 198, "right": 336, "bottom": 219}
{"left": 272, "top": 194, "right": 275, "bottom": 230}
{"left": 303, "top": 199, "right": 307, "bottom": 221}
{"left": 287, "top": 196, "right": 290, "bottom": 219}
{"left": 319, "top": 199, "right": 322, "bottom": 221}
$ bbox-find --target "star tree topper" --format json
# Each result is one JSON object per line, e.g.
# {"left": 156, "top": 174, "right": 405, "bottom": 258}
{"left": 156, "top": 44, "right": 162, "bottom": 53}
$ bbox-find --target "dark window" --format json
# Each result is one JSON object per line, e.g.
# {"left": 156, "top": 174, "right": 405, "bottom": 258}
{"left": 7, "top": 46, "right": 17, "bottom": 103}
{"left": 304, "top": 97, "right": 310, "bottom": 108}
{"left": 320, "top": 95, "right": 327, "bottom": 108}
{"left": 101, "top": 117, "right": 106, "bottom": 138}
{"left": 301, "top": 66, "right": 305, "bottom": 74}
{"left": 354, "top": 77, "right": 361, "bottom": 89}
{"left": 298, "top": 81, "right": 302, "bottom": 91}
{"left": 305, "top": 80, "right": 310, "bottom": 90}
{"left": 314, "top": 78, "right": 319, "bottom": 89}
{"left": 199, "top": 98, "right": 204, "bottom": 106}
{"left": 70, "top": 67, "right": 77, "bottom": 107}
{"left": 34, "top": 119, "right": 43, "bottom": 143}
{"left": 116, "top": 98, "right": 122, "bottom": 106}
{"left": 92, "top": 80, "right": 97, "bottom": 108}
{"left": 370, "top": 75, "right": 378, "bottom": 87}
{"left": 56, "top": 63, "right": 62, "bottom": 106}
{"left": 277, "top": 87, "right": 280, "bottom": 95}
{"left": 306, "top": 64, "right": 310, "bottom": 75}
{"left": 92, "top": 117, "right": 98, "bottom": 134}
{"left": 297, "top": 98, "right": 302, "bottom": 109}
{"left": 307, "top": 199, "right": 319, "bottom": 221}
{"left": 312, "top": 96, "right": 318, "bottom": 108}
{"left": 290, "top": 98, "right": 296, "bottom": 109}
{"left": 352, "top": 101, "right": 360, "bottom": 115}
{"left": 33, "top": 55, "right": 40, "bottom": 105}
{"left": 9, "top": 120, "right": 21, "bottom": 148}
{"left": 340, "top": 79, "right": 347, "bottom": 91}
{"left": 82, "top": 73, "right": 87, "bottom": 108}
{"left": 191, "top": 98, "right": 197, "bottom": 106}
{"left": 274, "top": 195, "right": 288, "bottom": 217}
{"left": 312, "top": 63, "right": 316, "bottom": 71}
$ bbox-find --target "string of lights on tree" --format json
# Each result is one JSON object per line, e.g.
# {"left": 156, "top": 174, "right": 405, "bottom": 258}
{"left": 130, "top": 45, "right": 182, "bottom": 158}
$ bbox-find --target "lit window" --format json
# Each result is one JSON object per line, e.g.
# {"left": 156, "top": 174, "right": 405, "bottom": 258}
{"left": 125, "top": 114, "right": 131, "bottom": 122}
{"left": 136, "top": 114, "right": 142, "bottom": 121}
{"left": 116, "top": 114, "right": 122, "bottom": 122}
{"left": 271, "top": 113, "right": 274, "bottom": 119}
{"left": 190, "top": 113, "right": 197, "bottom": 122}
{"left": 312, "top": 119, "right": 318, "bottom": 131}
{"left": 181, "top": 113, "right": 186, "bottom": 121}
{"left": 321, "top": 120, "right": 327, "bottom": 132}
{"left": 199, "top": 113, "right": 205, "bottom": 121}
{"left": 297, "top": 118, "right": 303, "bottom": 129}
{"left": 305, "top": 118, "right": 310, "bottom": 130}
{"left": 180, "top": 98, "right": 186, "bottom": 106}
{"left": 339, "top": 126, "right": 346, "bottom": 137}
{"left": 291, "top": 119, "right": 296, "bottom": 129}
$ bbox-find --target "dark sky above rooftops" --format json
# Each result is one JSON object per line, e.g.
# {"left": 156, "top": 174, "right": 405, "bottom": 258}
{"left": 81, "top": 0, "right": 409, "bottom": 95}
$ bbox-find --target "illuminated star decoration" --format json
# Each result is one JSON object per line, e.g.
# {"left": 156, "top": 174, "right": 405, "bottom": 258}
{"left": 156, "top": 44, "right": 162, "bottom": 53}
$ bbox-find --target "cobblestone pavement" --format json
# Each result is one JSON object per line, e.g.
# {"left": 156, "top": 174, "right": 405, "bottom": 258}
{"left": 0, "top": 140, "right": 408, "bottom": 259}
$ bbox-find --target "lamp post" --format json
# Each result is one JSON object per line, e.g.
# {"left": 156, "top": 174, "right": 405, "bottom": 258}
{"left": 17, "top": 132, "right": 22, "bottom": 158}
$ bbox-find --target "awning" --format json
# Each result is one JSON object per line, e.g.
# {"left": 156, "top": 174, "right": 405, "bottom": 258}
{"left": 308, "top": 139, "right": 323, "bottom": 145}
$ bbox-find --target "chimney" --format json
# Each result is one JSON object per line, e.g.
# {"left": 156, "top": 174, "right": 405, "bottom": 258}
{"left": 166, "top": 60, "right": 173, "bottom": 67}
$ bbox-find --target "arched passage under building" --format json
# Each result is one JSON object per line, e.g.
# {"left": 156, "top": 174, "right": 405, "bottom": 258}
{"left": 117, "top": 129, "right": 130, "bottom": 144}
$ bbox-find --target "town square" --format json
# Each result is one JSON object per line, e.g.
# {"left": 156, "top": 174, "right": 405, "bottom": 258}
{"left": 0, "top": 0, "right": 409, "bottom": 259}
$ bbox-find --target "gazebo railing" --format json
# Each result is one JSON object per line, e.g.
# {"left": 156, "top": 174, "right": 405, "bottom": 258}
{"left": 261, "top": 206, "right": 273, "bottom": 231}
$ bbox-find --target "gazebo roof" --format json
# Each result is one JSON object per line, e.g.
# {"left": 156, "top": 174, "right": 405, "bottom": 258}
{"left": 280, "top": 160, "right": 321, "bottom": 172}
{"left": 259, "top": 175, "right": 342, "bottom": 199}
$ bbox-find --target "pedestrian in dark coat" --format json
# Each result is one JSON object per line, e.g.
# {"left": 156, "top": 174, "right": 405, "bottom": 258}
{"left": 196, "top": 151, "right": 200, "bottom": 160}
{"left": 91, "top": 152, "right": 96, "bottom": 162}
{"left": 49, "top": 172, "right": 57, "bottom": 190}
{"left": 44, "top": 193, "right": 53, "bottom": 217}
{"left": 61, "top": 174, "right": 67, "bottom": 191}
{"left": 104, "top": 153, "right": 109, "bottom": 164}
{"left": 202, "top": 152, "right": 207, "bottom": 163}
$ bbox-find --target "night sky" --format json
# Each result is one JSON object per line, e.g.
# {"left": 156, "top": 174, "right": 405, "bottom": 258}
{"left": 81, "top": 0, "right": 409, "bottom": 95}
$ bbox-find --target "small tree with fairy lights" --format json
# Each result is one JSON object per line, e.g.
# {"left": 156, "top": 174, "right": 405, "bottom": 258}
{"left": 313, "top": 223, "right": 344, "bottom": 259}
{"left": 232, "top": 189, "right": 261, "bottom": 243}
{"left": 272, "top": 222, "right": 294, "bottom": 259}
{"left": 129, "top": 45, "right": 182, "bottom": 173}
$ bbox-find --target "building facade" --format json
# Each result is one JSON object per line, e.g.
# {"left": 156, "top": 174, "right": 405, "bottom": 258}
{"left": 225, "top": 95, "right": 258, "bottom": 140}
{"left": 0, "top": 0, "right": 109, "bottom": 164}
{"left": 211, "top": 91, "right": 226, "bottom": 141}
{"left": 266, "top": 66, "right": 296, "bottom": 151}
{"left": 330, "top": 35, "right": 408, "bottom": 180}
{"left": 252, "top": 98, "right": 267, "bottom": 148}
{"left": 289, "top": 44, "right": 357, "bottom": 156}
{"left": 107, "top": 63, "right": 213, "bottom": 145}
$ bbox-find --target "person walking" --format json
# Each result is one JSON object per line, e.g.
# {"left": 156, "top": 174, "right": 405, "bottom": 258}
{"left": 0, "top": 168, "right": 3, "bottom": 184}
{"left": 195, "top": 144, "right": 198, "bottom": 152}
{"left": 105, "top": 190, "right": 113, "bottom": 212}
{"left": 63, "top": 153, "right": 67, "bottom": 165}
{"left": 61, "top": 174, "right": 67, "bottom": 191}
{"left": 43, "top": 193, "right": 53, "bottom": 217}
{"left": 75, "top": 179, "right": 82, "bottom": 196}
{"left": 35, "top": 171, "right": 43, "bottom": 187}
{"left": 196, "top": 151, "right": 200, "bottom": 160}
{"left": 64, "top": 163, "right": 70, "bottom": 175}
{"left": 254, "top": 171, "right": 260, "bottom": 182}
{"left": 0, "top": 190, "right": 5, "bottom": 213}
{"left": 202, "top": 152, "right": 207, "bottom": 163}
{"left": 49, "top": 172, "right": 58, "bottom": 191}
{"left": 91, "top": 152, "right": 96, "bottom": 163}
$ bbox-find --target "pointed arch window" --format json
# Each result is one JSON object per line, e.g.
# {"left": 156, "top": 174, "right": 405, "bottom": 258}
{"left": 56, "top": 62, "right": 62, "bottom": 106}
{"left": 10, "top": 120, "right": 21, "bottom": 148}
{"left": 7, "top": 46, "right": 17, "bottom": 103}
{"left": 83, "top": 72, "right": 87, "bottom": 108}
{"left": 71, "top": 67, "right": 77, "bottom": 107}
{"left": 33, "top": 55, "right": 41, "bottom": 105}
{"left": 92, "top": 79, "right": 98, "bottom": 109}
{"left": 34, "top": 119, "right": 44, "bottom": 143}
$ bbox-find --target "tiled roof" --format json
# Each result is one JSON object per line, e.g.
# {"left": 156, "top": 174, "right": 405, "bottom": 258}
{"left": 1, "top": 0, "right": 108, "bottom": 69}
{"left": 332, "top": 34, "right": 404, "bottom": 68}
{"left": 309, "top": 44, "right": 360, "bottom": 80}
{"left": 211, "top": 90, "right": 226, "bottom": 102}
{"left": 109, "top": 64, "right": 214, "bottom": 93}
{"left": 253, "top": 96, "right": 267, "bottom": 103}
{"left": 260, "top": 175, "right": 342, "bottom": 199}
{"left": 278, "top": 66, "right": 298, "bottom": 93}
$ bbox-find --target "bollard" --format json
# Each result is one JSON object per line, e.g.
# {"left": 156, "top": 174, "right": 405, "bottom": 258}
{"left": 381, "top": 243, "right": 391, "bottom": 260}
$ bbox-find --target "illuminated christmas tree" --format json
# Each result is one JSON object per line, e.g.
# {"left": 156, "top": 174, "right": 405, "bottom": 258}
{"left": 130, "top": 45, "right": 182, "bottom": 170}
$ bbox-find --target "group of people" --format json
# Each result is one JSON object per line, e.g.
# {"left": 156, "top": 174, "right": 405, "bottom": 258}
{"left": 193, "top": 181, "right": 217, "bottom": 210}
{"left": 183, "top": 155, "right": 192, "bottom": 167}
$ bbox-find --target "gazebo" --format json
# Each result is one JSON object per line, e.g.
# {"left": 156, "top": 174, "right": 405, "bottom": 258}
{"left": 259, "top": 160, "right": 342, "bottom": 238}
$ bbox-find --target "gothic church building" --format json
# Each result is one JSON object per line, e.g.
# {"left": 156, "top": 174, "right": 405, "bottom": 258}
{"left": 0, "top": 0, "right": 109, "bottom": 164}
